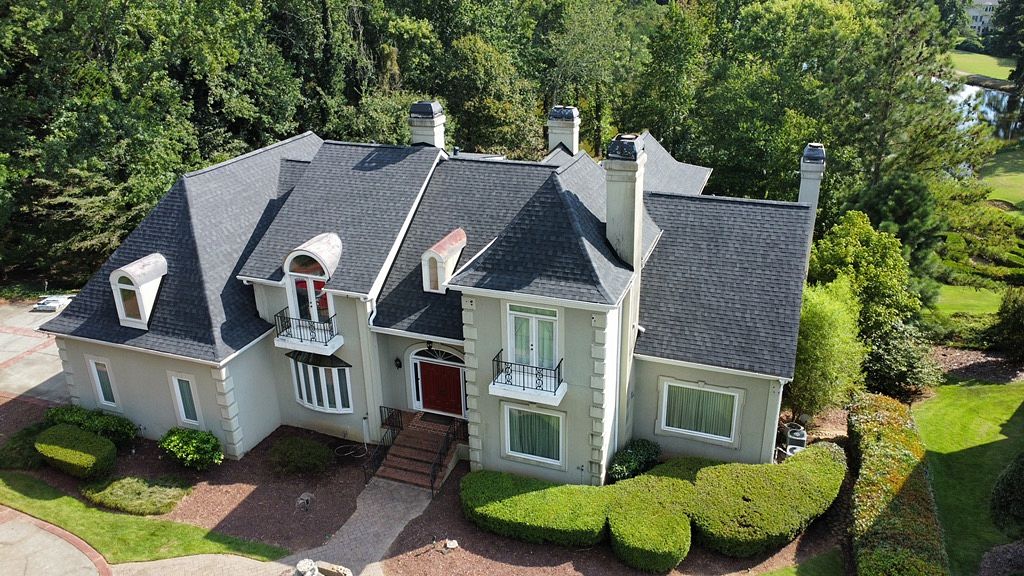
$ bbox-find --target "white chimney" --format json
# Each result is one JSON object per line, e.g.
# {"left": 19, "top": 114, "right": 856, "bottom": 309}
{"left": 409, "top": 101, "right": 446, "bottom": 148}
{"left": 798, "top": 142, "right": 826, "bottom": 210}
{"left": 546, "top": 105, "right": 580, "bottom": 154}
{"left": 605, "top": 134, "right": 647, "bottom": 268}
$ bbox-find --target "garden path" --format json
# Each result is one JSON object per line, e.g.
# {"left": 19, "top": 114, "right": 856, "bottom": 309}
{"left": 0, "top": 505, "right": 108, "bottom": 576}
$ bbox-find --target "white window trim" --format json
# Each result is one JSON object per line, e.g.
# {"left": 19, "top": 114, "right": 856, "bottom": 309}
{"left": 658, "top": 378, "right": 742, "bottom": 445}
{"left": 85, "top": 355, "right": 120, "bottom": 411}
{"left": 168, "top": 372, "right": 203, "bottom": 429}
{"left": 505, "top": 303, "right": 559, "bottom": 368}
{"left": 110, "top": 273, "right": 149, "bottom": 330}
{"left": 408, "top": 347, "right": 466, "bottom": 417}
{"left": 290, "top": 360, "right": 353, "bottom": 414}
{"left": 502, "top": 402, "right": 565, "bottom": 468}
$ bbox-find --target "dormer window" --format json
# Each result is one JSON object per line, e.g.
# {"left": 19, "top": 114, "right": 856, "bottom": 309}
{"left": 421, "top": 228, "right": 466, "bottom": 294}
{"left": 109, "top": 253, "right": 167, "bottom": 330}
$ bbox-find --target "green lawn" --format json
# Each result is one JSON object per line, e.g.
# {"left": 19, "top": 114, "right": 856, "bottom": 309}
{"left": 0, "top": 471, "right": 287, "bottom": 564}
{"left": 981, "top": 147, "right": 1024, "bottom": 208}
{"left": 935, "top": 284, "right": 1002, "bottom": 316}
{"left": 952, "top": 50, "right": 1015, "bottom": 80}
{"left": 762, "top": 548, "right": 843, "bottom": 575}
{"left": 913, "top": 380, "right": 1024, "bottom": 576}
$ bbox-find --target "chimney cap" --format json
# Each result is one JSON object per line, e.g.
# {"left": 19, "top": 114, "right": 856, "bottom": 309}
{"left": 606, "top": 133, "right": 645, "bottom": 161}
{"left": 548, "top": 105, "right": 580, "bottom": 120}
{"left": 410, "top": 100, "right": 444, "bottom": 119}
{"left": 802, "top": 142, "right": 826, "bottom": 164}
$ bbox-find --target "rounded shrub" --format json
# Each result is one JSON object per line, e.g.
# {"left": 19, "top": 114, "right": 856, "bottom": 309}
{"left": 81, "top": 476, "right": 190, "bottom": 515}
{"left": 268, "top": 436, "right": 334, "bottom": 475}
{"left": 689, "top": 442, "right": 847, "bottom": 558}
{"left": 34, "top": 423, "right": 116, "bottom": 479}
{"left": 607, "top": 438, "right": 661, "bottom": 483}
{"left": 608, "top": 474, "right": 693, "bottom": 572}
{"left": 0, "top": 422, "right": 48, "bottom": 470}
{"left": 45, "top": 405, "right": 138, "bottom": 448}
{"left": 996, "top": 286, "right": 1024, "bottom": 361}
{"left": 460, "top": 470, "right": 612, "bottom": 546}
{"left": 158, "top": 428, "right": 224, "bottom": 471}
{"left": 991, "top": 451, "right": 1024, "bottom": 538}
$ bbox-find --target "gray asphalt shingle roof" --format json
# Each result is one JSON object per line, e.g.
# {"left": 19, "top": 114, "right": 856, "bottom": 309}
{"left": 40, "top": 132, "right": 324, "bottom": 362}
{"left": 636, "top": 194, "right": 813, "bottom": 379}
{"left": 638, "top": 132, "right": 712, "bottom": 196}
{"left": 238, "top": 142, "right": 441, "bottom": 294}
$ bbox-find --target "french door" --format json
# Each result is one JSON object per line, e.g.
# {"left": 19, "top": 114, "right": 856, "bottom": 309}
{"left": 292, "top": 276, "right": 328, "bottom": 322}
{"left": 509, "top": 305, "right": 557, "bottom": 368}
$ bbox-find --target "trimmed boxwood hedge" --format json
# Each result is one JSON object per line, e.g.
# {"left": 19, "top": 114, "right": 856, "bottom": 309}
{"left": 607, "top": 474, "right": 693, "bottom": 572}
{"left": 992, "top": 451, "right": 1024, "bottom": 538}
{"left": 607, "top": 438, "right": 661, "bottom": 483}
{"left": 34, "top": 424, "right": 116, "bottom": 479}
{"left": 45, "top": 405, "right": 137, "bottom": 449}
{"left": 849, "top": 394, "right": 950, "bottom": 576}
{"left": 461, "top": 443, "right": 846, "bottom": 571}
{"left": 688, "top": 443, "right": 847, "bottom": 557}
{"left": 461, "top": 471, "right": 612, "bottom": 546}
{"left": 159, "top": 428, "right": 224, "bottom": 471}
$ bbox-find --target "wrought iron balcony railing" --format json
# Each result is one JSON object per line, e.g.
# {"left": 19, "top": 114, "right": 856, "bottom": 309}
{"left": 491, "top": 349, "right": 563, "bottom": 395}
{"left": 274, "top": 307, "right": 338, "bottom": 345}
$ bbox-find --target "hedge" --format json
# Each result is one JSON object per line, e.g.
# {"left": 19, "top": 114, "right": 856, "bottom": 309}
{"left": 34, "top": 424, "right": 116, "bottom": 479}
{"left": 159, "top": 428, "right": 224, "bottom": 471}
{"left": 991, "top": 451, "right": 1024, "bottom": 538}
{"left": 45, "top": 405, "right": 137, "bottom": 449}
{"left": 849, "top": 394, "right": 950, "bottom": 576}
{"left": 607, "top": 474, "right": 693, "bottom": 572}
{"left": 607, "top": 438, "right": 661, "bottom": 483}
{"left": 460, "top": 471, "right": 612, "bottom": 546}
{"left": 0, "top": 422, "right": 48, "bottom": 470}
{"left": 688, "top": 443, "right": 847, "bottom": 557}
{"left": 461, "top": 444, "right": 845, "bottom": 571}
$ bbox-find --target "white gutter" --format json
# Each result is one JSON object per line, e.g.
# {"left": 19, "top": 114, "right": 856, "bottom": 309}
{"left": 369, "top": 325, "right": 464, "bottom": 347}
{"left": 633, "top": 353, "right": 790, "bottom": 382}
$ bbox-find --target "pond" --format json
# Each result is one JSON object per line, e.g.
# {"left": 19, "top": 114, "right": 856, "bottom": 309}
{"left": 955, "top": 83, "right": 1022, "bottom": 140}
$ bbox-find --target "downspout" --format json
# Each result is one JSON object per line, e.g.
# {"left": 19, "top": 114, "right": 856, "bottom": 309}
{"left": 762, "top": 378, "right": 789, "bottom": 464}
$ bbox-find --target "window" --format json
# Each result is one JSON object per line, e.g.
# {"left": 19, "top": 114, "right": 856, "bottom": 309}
{"left": 86, "top": 356, "right": 118, "bottom": 408}
{"left": 428, "top": 257, "right": 441, "bottom": 291}
{"left": 504, "top": 404, "right": 563, "bottom": 465}
{"left": 288, "top": 352, "right": 353, "bottom": 414}
{"left": 421, "top": 228, "right": 466, "bottom": 294}
{"left": 508, "top": 304, "right": 557, "bottom": 368}
{"left": 289, "top": 254, "right": 326, "bottom": 277}
{"left": 168, "top": 372, "right": 202, "bottom": 427}
{"left": 660, "top": 381, "right": 739, "bottom": 442}
{"left": 117, "top": 277, "right": 142, "bottom": 320}
{"left": 108, "top": 253, "right": 167, "bottom": 329}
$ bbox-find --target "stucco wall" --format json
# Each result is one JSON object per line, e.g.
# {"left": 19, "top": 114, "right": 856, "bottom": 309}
{"left": 463, "top": 294, "right": 613, "bottom": 485}
{"left": 56, "top": 337, "right": 226, "bottom": 446}
{"left": 223, "top": 335, "right": 282, "bottom": 453}
{"left": 631, "top": 358, "right": 781, "bottom": 464}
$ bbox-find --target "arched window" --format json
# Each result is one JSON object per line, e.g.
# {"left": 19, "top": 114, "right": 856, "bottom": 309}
{"left": 414, "top": 348, "right": 464, "bottom": 364}
{"left": 428, "top": 257, "right": 441, "bottom": 291}
{"left": 115, "top": 276, "right": 142, "bottom": 320}
{"left": 288, "top": 254, "right": 326, "bottom": 277}
{"left": 108, "top": 253, "right": 167, "bottom": 329}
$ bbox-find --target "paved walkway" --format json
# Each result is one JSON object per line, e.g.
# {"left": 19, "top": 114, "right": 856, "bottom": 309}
{"left": 112, "top": 477, "right": 432, "bottom": 576}
{"left": 0, "top": 302, "right": 68, "bottom": 403}
{"left": 0, "top": 506, "right": 110, "bottom": 576}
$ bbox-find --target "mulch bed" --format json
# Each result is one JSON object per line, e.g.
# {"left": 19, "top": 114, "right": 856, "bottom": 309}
{"left": 14, "top": 416, "right": 366, "bottom": 553}
{"left": 979, "top": 539, "right": 1024, "bottom": 576}
{"left": 382, "top": 463, "right": 846, "bottom": 576}
{"left": 0, "top": 394, "right": 50, "bottom": 440}
{"left": 931, "top": 345, "right": 1024, "bottom": 383}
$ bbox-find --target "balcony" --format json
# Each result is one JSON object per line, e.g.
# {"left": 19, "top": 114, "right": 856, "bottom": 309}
{"left": 273, "top": 307, "right": 344, "bottom": 354}
{"left": 489, "top": 349, "right": 567, "bottom": 406}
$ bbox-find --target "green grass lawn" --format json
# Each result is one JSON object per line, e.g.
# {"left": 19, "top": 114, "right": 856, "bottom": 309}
{"left": 981, "top": 147, "right": 1024, "bottom": 207}
{"left": 0, "top": 471, "right": 287, "bottom": 564}
{"left": 952, "top": 50, "right": 1016, "bottom": 80}
{"left": 935, "top": 284, "right": 1002, "bottom": 316}
{"left": 914, "top": 380, "right": 1024, "bottom": 576}
{"left": 762, "top": 548, "right": 843, "bottom": 575}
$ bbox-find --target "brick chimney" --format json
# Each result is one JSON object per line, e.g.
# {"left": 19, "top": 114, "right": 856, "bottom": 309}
{"left": 546, "top": 105, "right": 580, "bottom": 154}
{"left": 409, "top": 101, "right": 446, "bottom": 148}
{"left": 605, "top": 134, "right": 647, "bottom": 268}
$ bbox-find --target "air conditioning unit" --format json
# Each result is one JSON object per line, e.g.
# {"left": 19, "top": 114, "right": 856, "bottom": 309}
{"left": 784, "top": 422, "right": 807, "bottom": 450}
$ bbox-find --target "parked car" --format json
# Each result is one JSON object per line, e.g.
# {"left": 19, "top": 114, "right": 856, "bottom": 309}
{"left": 32, "top": 295, "right": 73, "bottom": 313}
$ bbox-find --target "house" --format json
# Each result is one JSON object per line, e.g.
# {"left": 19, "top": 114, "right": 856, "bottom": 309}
{"left": 40, "top": 102, "right": 822, "bottom": 488}
{"left": 968, "top": 0, "right": 999, "bottom": 35}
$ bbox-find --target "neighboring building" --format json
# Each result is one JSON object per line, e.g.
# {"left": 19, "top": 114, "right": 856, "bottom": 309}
{"left": 40, "top": 102, "right": 821, "bottom": 488}
{"left": 969, "top": 0, "right": 1000, "bottom": 35}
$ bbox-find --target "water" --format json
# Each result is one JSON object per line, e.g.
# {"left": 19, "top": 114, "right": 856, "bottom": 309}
{"left": 955, "top": 84, "right": 1022, "bottom": 140}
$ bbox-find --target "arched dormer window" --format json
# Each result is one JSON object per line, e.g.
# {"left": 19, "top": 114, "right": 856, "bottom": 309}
{"left": 421, "top": 228, "right": 466, "bottom": 294}
{"left": 284, "top": 233, "right": 341, "bottom": 325}
{"left": 109, "top": 253, "right": 167, "bottom": 330}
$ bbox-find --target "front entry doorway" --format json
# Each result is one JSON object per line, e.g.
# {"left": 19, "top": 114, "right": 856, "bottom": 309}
{"left": 411, "top": 348, "right": 465, "bottom": 418}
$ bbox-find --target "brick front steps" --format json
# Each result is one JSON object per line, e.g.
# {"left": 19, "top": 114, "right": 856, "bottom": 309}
{"left": 376, "top": 426, "right": 461, "bottom": 490}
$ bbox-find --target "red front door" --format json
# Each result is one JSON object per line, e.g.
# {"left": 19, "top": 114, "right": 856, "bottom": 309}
{"left": 419, "top": 362, "right": 464, "bottom": 416}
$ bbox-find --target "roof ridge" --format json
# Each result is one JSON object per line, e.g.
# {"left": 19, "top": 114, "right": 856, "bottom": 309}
{"left": 651, "top": 192, "right": 812, "bottom": 210}
{"left": 449, "top": 156, "right": 560, "bottom": 169}
{"left": 551, "top": 174, "right": 614, "bottom": 302}
{"left": 554, "top": 150, "right": 599, "bottom": 175}
{"left": 184, "top": 132, "right": 320, "bottom": 178}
